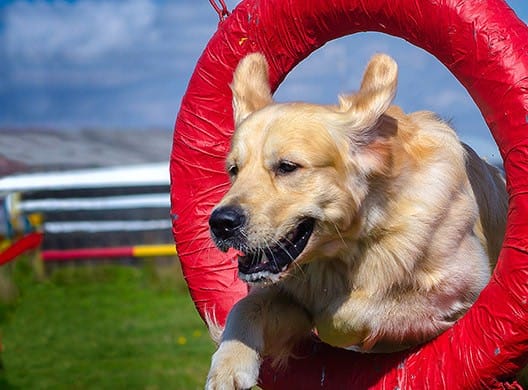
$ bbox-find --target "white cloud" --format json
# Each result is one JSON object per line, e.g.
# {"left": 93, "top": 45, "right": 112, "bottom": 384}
{"left": 425, "top": 89, "right": 470, "bottom": 112}
{"left": 5, "top": 0, "right": 157, "bottom": 62}
{"left": 0, "top": 0, "right": 222, "bottom": 129}
{"left": 3, "top": 0, "right": 216, "bottom": 87}
{"left": 276, "top": 32, "right": 435, "bottom": 104}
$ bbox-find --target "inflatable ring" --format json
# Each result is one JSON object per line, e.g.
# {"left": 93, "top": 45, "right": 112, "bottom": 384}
{"left": 170, "top": 0, "right": 528, "bottom": 387}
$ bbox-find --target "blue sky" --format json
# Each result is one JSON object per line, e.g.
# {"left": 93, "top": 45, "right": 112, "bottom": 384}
{"left": 1, "top": 0, "right": 527, "bottom": 162}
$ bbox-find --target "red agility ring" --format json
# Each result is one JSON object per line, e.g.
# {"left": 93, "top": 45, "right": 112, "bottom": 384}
{"left": 171, "top": 0, "right": 528, "bottom": 388}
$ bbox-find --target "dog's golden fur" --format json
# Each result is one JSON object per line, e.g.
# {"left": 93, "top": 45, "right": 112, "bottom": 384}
{"left": 205, "top": 53, "right": 507, "bottom": 389}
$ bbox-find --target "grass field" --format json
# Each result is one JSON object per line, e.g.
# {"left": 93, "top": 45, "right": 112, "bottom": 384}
{"left": 0, "top": 256, "right": 215, "bottom": 389}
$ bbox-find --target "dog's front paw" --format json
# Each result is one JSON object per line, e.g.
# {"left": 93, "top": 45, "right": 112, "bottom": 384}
{"left": 206, "top": 340, "right": 261, "bottom": 390}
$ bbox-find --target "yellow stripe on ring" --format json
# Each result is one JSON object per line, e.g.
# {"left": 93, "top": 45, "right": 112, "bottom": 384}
{"left": 132, "top": 244, "right": 177, "bottom": 257}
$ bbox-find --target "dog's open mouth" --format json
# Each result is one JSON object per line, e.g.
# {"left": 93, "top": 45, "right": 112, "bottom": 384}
{"left": 238, "top": 218, "right": 315, "bottom": 283}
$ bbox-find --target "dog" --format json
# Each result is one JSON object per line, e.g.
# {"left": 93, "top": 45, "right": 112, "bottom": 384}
{"left": 205, "top": 52, "right": 508, "bottom": 389}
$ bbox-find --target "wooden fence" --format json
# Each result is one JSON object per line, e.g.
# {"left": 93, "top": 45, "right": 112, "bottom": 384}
{"left": 0, "top": 163, "right": 176, "bottom": 264}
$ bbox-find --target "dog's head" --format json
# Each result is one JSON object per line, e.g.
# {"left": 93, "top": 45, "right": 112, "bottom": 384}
{"left": 209, "top": 53, "right": 398, "bottom": 284}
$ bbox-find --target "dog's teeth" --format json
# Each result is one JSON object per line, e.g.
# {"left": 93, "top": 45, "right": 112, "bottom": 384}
{"left": 251, "top": 271, "right": 266, "bottom": 281}
{"left": 238, "top": 267, "right": 285, "bottom": 285}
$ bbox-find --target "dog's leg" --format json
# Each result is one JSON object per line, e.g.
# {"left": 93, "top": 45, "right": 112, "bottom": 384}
{"left": 206, "top": 287, "right": 312, "bottom": 390}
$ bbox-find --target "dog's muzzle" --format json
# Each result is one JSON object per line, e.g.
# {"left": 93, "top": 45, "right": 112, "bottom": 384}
{"left": 210, "top": 206, "right": 315, "bottom": 284}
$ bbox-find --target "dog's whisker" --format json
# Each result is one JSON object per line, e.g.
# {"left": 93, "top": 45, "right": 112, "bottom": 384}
{"left": 332, "top": 223, "right": 350, "bottom": 250}
{"left": 290, "top": 262, "right": 307, "bottom": 281}
{"left": 275, "top": 240, "right": 296, "bottom": 263}
{"left": 268, "top": 238, "right": 306, "bottom": 279}
{"left": 265, "top": 242, "right": 281, "bottom": 270}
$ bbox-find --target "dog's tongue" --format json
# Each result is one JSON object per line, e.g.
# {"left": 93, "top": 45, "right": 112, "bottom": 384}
{"left": 225, "top": 248, "right": 245, "bottom": 261}
{"left": 233, "top": 249, "right": 255, "bottom": 268}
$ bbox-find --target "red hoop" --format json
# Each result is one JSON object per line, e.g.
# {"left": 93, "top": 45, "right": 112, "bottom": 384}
{"left": 171, "top": 0, "right": 528, "bottom": 387}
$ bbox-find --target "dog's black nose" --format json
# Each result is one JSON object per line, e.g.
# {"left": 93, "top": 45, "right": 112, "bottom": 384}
{"left": 209, "top": 206, "right": 246, "bottom": 240}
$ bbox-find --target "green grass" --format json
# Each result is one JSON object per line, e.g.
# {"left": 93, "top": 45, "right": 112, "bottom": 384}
{"left": 0, "top": 257, "right": 215, "bottom": 389}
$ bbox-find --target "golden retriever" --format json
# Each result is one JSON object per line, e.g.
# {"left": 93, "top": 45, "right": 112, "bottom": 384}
{"left": 205, "top": 53, "right": 508, "bottom": 389}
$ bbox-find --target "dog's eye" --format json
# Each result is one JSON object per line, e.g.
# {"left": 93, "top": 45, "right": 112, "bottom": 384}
{"left": 227, "top": 164, "right": 239, "bottom": 177}
{"left": 276, "top": 160, "right": 300, "bottom": 175}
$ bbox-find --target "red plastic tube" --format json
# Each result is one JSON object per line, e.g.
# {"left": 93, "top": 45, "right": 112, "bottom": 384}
{"left": 41, "top": 244, "right": 177, "bottom": 261}
{"left": 0, "top": 232, "right": 43, "bottom": 266}
{"left": 171, "top": 0, "right": 528, "bottom": 388}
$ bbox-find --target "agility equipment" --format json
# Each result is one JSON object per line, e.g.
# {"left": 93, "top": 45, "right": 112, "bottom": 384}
{"left": 41, "top": 244, "right": 177, "bottom": 262}
{"left": 0, "top": 232, "right": 43, "bottom": 266}
{"left": 171, "top": 0, "right": 528, "bottom": 387}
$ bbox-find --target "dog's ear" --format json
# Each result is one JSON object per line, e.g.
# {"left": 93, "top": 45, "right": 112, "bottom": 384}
{"left": 230, "top": 53, "right": 273, "bottom": 126}
{"left": 337, "top": 54, "right": 398, "bottom": 133}
{"left": 336, "top": 54, "right": 398, "bottom": 173}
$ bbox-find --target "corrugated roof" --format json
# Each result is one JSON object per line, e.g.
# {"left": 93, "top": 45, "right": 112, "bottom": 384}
{"left": 0, "top": 128, "right": 173, "bottom": 175}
